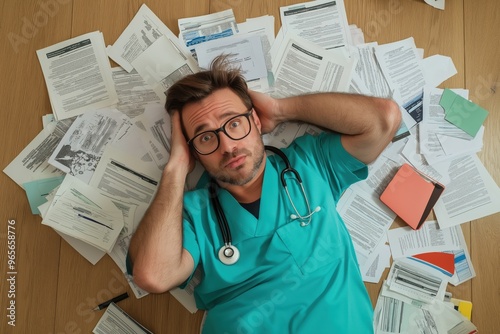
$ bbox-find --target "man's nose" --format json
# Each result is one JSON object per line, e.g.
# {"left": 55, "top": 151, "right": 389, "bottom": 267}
{"left": 218, "top": 131, "right": 237, "bottom": 153}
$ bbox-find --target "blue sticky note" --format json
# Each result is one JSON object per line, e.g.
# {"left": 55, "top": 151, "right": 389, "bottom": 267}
{"left": 23, "top": 176, "right": 65, "bottom": 214}
{"left": 440, "top": 89, "right": 488, "bottom": 137}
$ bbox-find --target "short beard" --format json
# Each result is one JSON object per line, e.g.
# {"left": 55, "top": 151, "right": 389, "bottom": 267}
{"left": 206, "top": 140, "right": 265, "bottom": 186}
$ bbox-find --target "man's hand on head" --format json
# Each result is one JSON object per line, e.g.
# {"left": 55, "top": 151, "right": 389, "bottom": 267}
{"left": 248, "top": 90, "right": 283, "bottom": 134}
{"left": 168, "top": 111, "right": 196, "bottom": 175}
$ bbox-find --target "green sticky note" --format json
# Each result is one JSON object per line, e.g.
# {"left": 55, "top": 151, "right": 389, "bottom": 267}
{"left": 440, "top": 89, "right": 488, "bottom": 137}
{"left": 439, "top": 88, "right": 457, "bottom": 110}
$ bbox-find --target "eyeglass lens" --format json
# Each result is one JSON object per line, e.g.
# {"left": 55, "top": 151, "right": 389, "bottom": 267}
{"left": 191, "top": 112, "right": 251, "bottom": 154}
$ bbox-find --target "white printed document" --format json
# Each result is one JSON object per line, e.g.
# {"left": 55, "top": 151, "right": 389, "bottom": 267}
{"left": 195, "top": 34, "right": 268, "bottom": 82}
{"left": 111, "top": 67, "right": 161, "bottom": 119}
{"left": 338, "top": 188, "right": 396, "bottom": 272}
{"left": 237, "top": 15, "right": 275, "bottom": 71}
{"left": 48, "top": 109, "right": 132, "bottom": 183}
{"left": 280, "top": 0, "right": 351, "bottom": 50}
{"left": 42, "top": 175, "right": 124, "bottom": 253}
{"left": 272, "top": 34, "right": 356, "bottom": 97}
{"left": 387, "top": 221, "right": 476, "bottom": 286}
{"left": 387, "top": 221, "right": 461, "bottom": 259}
{"left": 93, "top": 302, "right": 152, "bottom": 334}
{"left": 353, "top": 43, "right": 391, "bottom": 98}
{"left": 107, "top": 4, "right": 195, "bottom": 73}
{"left": 386, "top": 258, "right": 449, "bottom": 304}
{"left": 375, "top": 37, "right": 426, "bottom": 125}
{"left": 36, "top": 31, "right": 118, "bottom": 120}
{"left": 89, "top": 146, "right": 160, "bottom": 211}
{"left": 132, "top": 103, "right": 172, "bottom": 153}
{"left": 374, "top": 285, "right": 477, "bottom": 334}
{"left": 433, "top": 154, "right": 500, "bottom": 229}
{"left": 3, "top": 120, "right": 73, "bottom": 187}
{"left": 131, "top": 36, "right": 198, "bottom": 103}
{"left": 362, "top": 244, "right": 391, "bottom": 284}
{"left": 421, "top": 54, "right": 457, "bottom": 88}
{"left": 178, "top": 9, "right": 239, "bottom": 55}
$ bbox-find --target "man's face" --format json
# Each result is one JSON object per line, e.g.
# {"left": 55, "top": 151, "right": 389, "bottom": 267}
{"left": 182, "top": 88, "right": 265, "bottom": 187}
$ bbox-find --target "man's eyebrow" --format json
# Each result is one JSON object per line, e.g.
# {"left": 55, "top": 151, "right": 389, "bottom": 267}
{"left": 193, "top": 111, "right": 243, "bottom": 135}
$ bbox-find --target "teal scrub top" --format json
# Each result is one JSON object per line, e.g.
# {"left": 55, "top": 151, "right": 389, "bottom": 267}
{"left": 181, "top": 133, "right": 373, "bottom": 333}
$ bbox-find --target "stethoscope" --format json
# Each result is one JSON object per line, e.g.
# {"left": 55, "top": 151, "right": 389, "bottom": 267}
{"left": 209, "top": 145, "right": 321, "bottom": 265}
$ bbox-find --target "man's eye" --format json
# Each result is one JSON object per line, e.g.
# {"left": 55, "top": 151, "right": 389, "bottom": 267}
{"left": 199, "top": 133, "right": 214, "bottom": 143}
{"left": 229, "top": 120, "right": 241, "bottom": 129}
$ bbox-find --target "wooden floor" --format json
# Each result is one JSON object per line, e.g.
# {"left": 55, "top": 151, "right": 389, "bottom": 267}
{"left": 0, "top": 0, "right": 498, "bottom": 333}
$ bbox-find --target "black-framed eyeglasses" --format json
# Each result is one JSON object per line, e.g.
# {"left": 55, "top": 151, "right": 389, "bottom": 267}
{"left": 187, "top": 109, "right": 253, "bottom": 155}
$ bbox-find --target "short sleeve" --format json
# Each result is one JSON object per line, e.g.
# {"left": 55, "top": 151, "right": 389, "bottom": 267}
{"left": 285, "top": 133, "right": 368, "bottom": 197}
{"left": 178, "top": 216, "right": 201, "bottom": 289}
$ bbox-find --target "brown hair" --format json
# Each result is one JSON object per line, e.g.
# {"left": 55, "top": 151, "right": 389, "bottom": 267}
{"left": 165, "top": 55, "right": 253, "bottom": 115}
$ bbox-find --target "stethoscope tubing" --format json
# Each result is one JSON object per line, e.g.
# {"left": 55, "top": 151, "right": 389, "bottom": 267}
{"left": 211, "top": 145, "right": 318, "bottom": 265}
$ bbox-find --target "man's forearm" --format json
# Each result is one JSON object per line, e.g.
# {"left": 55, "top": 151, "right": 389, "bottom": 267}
{"left": 277, "top": 92, "right": 392, "bottom": 134}
{"left": 277, "top": 92, "right": 401, "bottom": 163}
{"left": 128, "top": 164, "right": 193, "bottom": 293}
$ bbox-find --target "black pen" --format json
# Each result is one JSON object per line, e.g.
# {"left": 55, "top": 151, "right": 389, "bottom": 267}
{"left": 93, "top": 292, "right": 129, "bottom": 311}
{"left": 78, "top": 213, "right": 114, "bottom": 230}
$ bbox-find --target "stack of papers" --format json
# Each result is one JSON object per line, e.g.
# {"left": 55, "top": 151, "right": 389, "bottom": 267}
{"left": 3, "top": 0, "right": 499, "bottom": 325}
{"left": 93, "top": 302, "right": 153, "bottom": 334}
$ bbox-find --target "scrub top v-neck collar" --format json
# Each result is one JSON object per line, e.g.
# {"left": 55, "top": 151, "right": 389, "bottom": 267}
{"left": 214, "top": 157, "right": 281, "bottom": 243}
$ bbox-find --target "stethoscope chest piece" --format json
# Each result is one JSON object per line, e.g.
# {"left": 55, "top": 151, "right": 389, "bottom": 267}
{"left": 218, "top": 244, "right": 240, "bottom": 265}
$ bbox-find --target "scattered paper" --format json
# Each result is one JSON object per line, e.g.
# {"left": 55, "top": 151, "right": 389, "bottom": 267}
{"left": 23, "top": 176, "right": 65, "bottom": 214}
{"left": 42, "top": 175, "right": 124, "bottom": 253}
{"left": 424, "top": 0, "right": 445, "bottom": 11}
{"left": 421, "top": 54, "right": 457, "bottom": 88}
{"left": 131, "top": 36, "right": 198, "bottom": 103}
{"left": 107, "top": 4, "right": 194, "bottom": 73}
{"left": 375, "top": 37, "right": 426, "bottom": 125}
{"left": 195, "top": 34, "right": 268, "bottom": 82}
{"left": 111, "top": 67, "right": 161, "bottom": 119}
{"left": 387, "top": 221, "right": 476, "bottom": 285}
{"left": 36, "top": 31, "right": 118, "bottom": 120}
{"left": 433, "top": 154, "right": 500, "bottom": 229}
{"left": 178, "top": 9, "right": 238, "bottom": 56}
{"left": 48, "top": 109, "right": 132, "bottom": 183}
{"left": 363, "top": 244, "right": 391, "bottom": 283}
{"left": 3, "top": 119, "right": 74, "bottom": 187}
{"left": 93, "top": 302, "right": 153, "bottom": 334}
{"left": 4, "top": 5, "right": 497, "bottom": 324}
{"left": 338, "top": 188, "right": 396, "bottom": 272}
{"left": 280, "top": 0, "right": 352, "bottom": 50}
{"left": 386, "top": 258, "right": 449, "bottom": 303}
{"left": 272, "top": 33, "right": 356, "bottom": 97}
{"left": 374, "top": 285, "right": 477, "bottom": 334}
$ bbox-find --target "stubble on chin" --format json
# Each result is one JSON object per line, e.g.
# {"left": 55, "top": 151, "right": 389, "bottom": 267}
{"left": 205, "top": 144, "right": 265, "bottom": 186}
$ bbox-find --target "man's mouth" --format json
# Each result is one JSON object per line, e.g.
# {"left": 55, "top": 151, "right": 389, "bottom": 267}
{"left": 225, "top": 155, "right": 246, "bottom": 169}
